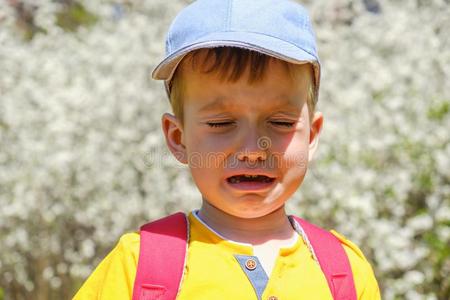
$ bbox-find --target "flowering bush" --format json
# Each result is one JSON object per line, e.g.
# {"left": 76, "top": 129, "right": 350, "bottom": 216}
{"left": 0, "top": 0, "right": 448, "bottom": 299}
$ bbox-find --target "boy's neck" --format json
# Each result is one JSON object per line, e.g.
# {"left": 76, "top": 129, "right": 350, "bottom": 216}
{"left": 197, "top": 201, "right": 296, "bottom": 245}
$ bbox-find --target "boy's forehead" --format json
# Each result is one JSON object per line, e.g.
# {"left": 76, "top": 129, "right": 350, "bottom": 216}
{"left": 196, "top": 94, "right": 303, "bottom": 114}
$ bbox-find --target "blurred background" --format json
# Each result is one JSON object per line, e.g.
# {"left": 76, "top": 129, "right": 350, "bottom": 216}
{"left": 0, "top": 0, "right": 449, "bottom": 299}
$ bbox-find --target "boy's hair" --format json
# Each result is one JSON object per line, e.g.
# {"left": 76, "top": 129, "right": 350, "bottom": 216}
{"left": 168, "top": 47, "right": 316, "bottom": 126}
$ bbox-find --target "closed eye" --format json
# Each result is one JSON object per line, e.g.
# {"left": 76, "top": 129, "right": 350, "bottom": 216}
{"left": 206, "top": 121, "right": 235, "bottom": 128}
{"left": 270, "top": 121, "right": 295, "bottom": 127}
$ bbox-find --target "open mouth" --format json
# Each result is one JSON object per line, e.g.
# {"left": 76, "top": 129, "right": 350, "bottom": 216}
{"left": 226, "top": 174, "right": 275, "bottom": 184}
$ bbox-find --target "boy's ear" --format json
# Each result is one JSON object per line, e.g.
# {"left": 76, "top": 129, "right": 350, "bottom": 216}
{"left": 161, "top": 113, "right": 187, "bottom": 164}
{"left": 308, "top": 111, "right": 323, "bottom": 162}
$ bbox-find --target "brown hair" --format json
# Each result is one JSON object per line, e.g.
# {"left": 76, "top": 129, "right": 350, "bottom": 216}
{"left": 169, "top": 47, "right": 316, "bottom": 125}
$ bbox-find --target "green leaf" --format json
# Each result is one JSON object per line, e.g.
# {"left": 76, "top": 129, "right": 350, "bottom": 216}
{"left": 55, "top": 2, "right": 98, "bottom": 32}
{"left": 428, "top": 101, "right": 450, "bottom": 121}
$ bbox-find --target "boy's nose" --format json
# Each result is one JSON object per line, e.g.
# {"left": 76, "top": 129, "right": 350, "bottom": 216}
{"left": 237, "top": 150, "right": 267, "bottom": 162}
{"left": 236, "top": 133, "right": 270, "bottom": 162}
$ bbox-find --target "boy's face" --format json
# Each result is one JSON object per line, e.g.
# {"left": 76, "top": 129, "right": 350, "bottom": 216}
{"left": 162, "top": 54, "right": 323, "bottom": 219}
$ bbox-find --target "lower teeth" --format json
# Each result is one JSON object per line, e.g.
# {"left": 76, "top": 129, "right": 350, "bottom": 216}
{"left": 229, "top": 177, "right": 272, "bottom": 183}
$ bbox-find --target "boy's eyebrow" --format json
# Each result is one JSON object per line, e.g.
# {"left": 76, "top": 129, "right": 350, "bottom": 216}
{"left": 198, "top": 96, "right": 302, "bottom": 113}
{"left": 198, "top": 97, "right": 228, "bottom": 112}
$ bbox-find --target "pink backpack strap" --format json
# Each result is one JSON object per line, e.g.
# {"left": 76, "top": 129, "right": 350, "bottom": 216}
{"left": 132, "top": 212, "right": 188, "bottom": 300}
{"left": 292, "top": 216, "right": 357, "bottom": 300}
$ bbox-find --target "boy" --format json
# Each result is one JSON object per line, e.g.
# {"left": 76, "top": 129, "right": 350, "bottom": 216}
{"left": 74, "top": 0, "right": 380, "bottom": 299}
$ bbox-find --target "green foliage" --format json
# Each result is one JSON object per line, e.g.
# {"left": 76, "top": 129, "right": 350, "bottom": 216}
{"left": 11, "top": 1, "right": 97, "bottom": 40}
{"left": 428, "top": 100, "right": 450, "bottom": 121}
{"left": 424, "top": 229, "right": 450, "bottom": 298}
{"left": 55, "top": 2, "right": 98, "bottom": 32}
{"left": 23, "top": 25, "right": 47, "bottom": 41}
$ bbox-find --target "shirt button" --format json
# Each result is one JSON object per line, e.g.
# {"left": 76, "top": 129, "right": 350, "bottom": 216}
{"left": 268, "top": 296, "right": 278, "bottom": 300}
{"left": 245, "top": 258, "right": 257, "bottom": 270}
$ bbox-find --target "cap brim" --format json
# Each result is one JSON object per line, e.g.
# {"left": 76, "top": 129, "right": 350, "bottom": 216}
{"left": 152, "top": 31, "right": 320, "bottom": 103}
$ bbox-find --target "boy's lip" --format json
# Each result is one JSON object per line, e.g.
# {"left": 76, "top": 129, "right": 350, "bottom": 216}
{"left": 224, "top": 170, "right": 277, "bottom": 180}
{"left": 224, "top": 170, "right": 277, "bottom": 192}
{"left": 224, "top": 176, "right": 276, "bottom": 192}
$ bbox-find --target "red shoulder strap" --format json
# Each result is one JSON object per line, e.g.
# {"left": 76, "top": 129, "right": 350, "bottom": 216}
{"left": 132, "top": 212, "right": 188, "bottom": 300}
{"left": 292, "top": 216, "right": 357, "bottom": 300}
{"left": 132, "top": 213, "right": 356, "bottom": 300}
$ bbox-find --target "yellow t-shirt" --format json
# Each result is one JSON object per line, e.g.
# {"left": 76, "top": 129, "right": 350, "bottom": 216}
{"left": 73, "top": 212, "right": 380, "bottom": 300}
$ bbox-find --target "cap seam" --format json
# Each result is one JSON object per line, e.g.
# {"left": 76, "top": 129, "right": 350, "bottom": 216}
{"left": 167, "top": 28, "right": 172, "bottom": 54}
{"left": 167, "top": 17, "right": 180, "bottom": 55}
{"left": 227, "top": 0, "right": 233, "bottom": 31}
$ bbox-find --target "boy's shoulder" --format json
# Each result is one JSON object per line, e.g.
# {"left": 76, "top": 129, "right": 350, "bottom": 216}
{"left": 73, "top": 232, "right": 141, "bottom": 299}
{"left": 115, "top": 231, "right": 140, "bottom": 256}
{"left": 330, "top": 230, "right": 367, "bottom": 261}
{"left": 118, "top": 231, "right": 140, "bottom": 244}
{"left": 330, "top": 229, "right": 374, "bottom": 275}
{"left": 330, "top": 230, "right": 380, "bottom": 298}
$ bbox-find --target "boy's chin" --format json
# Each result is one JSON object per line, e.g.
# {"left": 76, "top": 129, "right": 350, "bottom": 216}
{"left": 202, "top": 198, "right": 286, "bottom": 220}
{"left": 231, "top": 205, "right": 287, "bottom": 219}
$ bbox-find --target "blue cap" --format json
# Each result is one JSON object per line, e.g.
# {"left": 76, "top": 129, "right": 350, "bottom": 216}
{"left": 152, "top": 0, "right": 321, "bottom": 104}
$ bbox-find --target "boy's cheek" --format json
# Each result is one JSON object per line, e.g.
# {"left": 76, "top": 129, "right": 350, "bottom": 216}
{"left": 185, "top": 130, "right": 233, "bottom": 150}
{"left": 186, "top": 151, "right": 228, "bottom": 170}
{"left": 279, "top": 158, "right": 308, "bottom": 174}
{"left": 272, "top": 144, "right": 309, "bottom": 166}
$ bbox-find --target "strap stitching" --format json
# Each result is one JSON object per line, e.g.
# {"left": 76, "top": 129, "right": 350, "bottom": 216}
{"left": 290, "top": 217, "right": 319, "bottom": 264}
